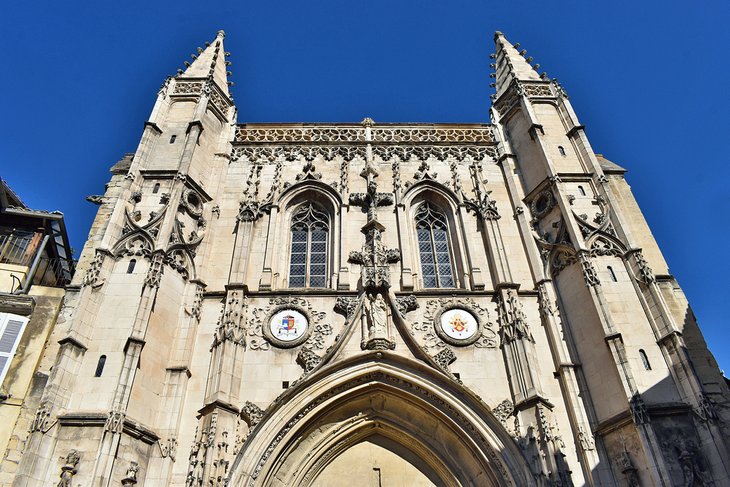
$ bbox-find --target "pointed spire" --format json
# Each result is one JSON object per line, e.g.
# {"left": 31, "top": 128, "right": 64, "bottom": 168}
{"left": 492, "top": 31, "right": 544, "bottom": 98}
{"left": 178, "top": 30, "right": 231, "bottom": 97}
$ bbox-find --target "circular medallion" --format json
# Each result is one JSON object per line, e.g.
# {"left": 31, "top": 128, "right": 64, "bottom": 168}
{"left": 434, "top": 306, "right": 481, "bottom": 346}
{"left": 264, "top": 308, "right": 310, "bottom": 348}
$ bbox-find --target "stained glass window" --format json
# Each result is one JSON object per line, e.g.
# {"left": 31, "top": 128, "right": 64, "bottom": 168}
{"left": 415, "top": 203, "right": 455, "bottom": 288}
{"left": 289, "top": 203, "right": 329, "bottom": 288}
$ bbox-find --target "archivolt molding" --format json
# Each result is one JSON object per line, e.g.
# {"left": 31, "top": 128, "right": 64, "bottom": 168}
{"left": 228, "top": 354, "right": 535, "bottom": 487}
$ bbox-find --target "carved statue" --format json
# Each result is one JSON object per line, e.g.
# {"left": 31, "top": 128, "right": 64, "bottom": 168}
{"left": 369, "top": 293, "right": 388, "bottom": 336}
{"left": 57, "top": 450, "right": 80, "bottom": 487}
{"left": 121, "top": 460, "right": 139, "bottom": 485}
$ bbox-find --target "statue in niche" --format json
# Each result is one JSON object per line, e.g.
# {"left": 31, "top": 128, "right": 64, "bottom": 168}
{"left": 57, "top": 450, "right": 80, "bottom": 487}
{"left": 362, "top": 293, "right": 390, "bottom": 347}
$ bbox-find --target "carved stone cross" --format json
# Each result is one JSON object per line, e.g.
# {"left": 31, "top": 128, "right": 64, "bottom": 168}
{"left": 349, "top": 180, "right": 393, "bottom": 222}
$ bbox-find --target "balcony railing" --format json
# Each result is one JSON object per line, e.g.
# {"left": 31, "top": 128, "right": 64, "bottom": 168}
{"left": 31, "top": 256, "right": 74, "bottom": 288}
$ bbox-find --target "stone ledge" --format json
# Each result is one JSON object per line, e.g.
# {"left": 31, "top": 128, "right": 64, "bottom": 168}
{"left": 0, "top": 293, "right": 35, "bottom": 316}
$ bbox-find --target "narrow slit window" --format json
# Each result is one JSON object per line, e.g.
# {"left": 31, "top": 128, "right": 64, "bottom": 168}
{"left": 169, "top": 134, "right": 177, "bottom": 144}
{"left": 288, "top": 203, "right": 329, "bottom": 288}
{"left": 127, "top": 259, "right": 136, "bottom": 274}
{"left": 640, "top": 349, "right": 651, "bottom": 370}
{"left": 152, "top": 183, "right": 161, "bottom": 194}
{"left": 416, "top": 203, "right": 455, "bottom": 288}
{"left": 558, "top": 145, "right": 566, "bottom": 156}
{"left": 607, "top": 266, "right": 617, "bottom": 282}
{"left": 95, "top": 355, "right": 107, "bottom": 377}
{"left": 578, "top": 185, "right": 586, "bottom": 196}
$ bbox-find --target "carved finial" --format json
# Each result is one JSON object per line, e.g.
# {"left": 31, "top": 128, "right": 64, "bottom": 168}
{"left": 494, "top": 31, "right": 504, "bottom": 41}
{"left": 217, "top": 29, "right": 226, "bottom": 39}
{"left": 361, "top": 117, "right": 375, "bottom": 127}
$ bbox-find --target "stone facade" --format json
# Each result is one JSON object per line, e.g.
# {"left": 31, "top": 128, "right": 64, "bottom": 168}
{"left": 5, "top": 30, "right": 729, "bottom": 486}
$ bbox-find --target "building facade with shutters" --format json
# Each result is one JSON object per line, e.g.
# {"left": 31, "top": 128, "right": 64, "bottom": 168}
{"left": 4, "top": 31, "right": 730, "bottom": 486}
{"left": 0, "top": 179, "right": 75, "bottom": 481}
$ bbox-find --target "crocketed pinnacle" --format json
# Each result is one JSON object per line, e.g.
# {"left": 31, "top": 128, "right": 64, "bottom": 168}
{"left": 179, "top": 30, "right": 231, "bottom": 97}
{"left": 492, "top": 31, "right": 544, "bottom": 98}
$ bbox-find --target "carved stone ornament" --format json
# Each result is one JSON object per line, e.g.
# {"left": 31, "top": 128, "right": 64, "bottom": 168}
{"left": 395, "top": 295, "right": 418, "bottom": 318}
{"left": 334, "top": 296, "right": 358, "bottom": 319}
{"left": 30, "top": 401, "right": 52, "bottom": 433}
{"left": 578, "top": 251, "right": 600, "bottom": 287}
{"left": 433, "top": 304, "right": 482, "bottom": 346}
{"left": 249, "top": 297, "right": 332, "bottom": 351}
{"left": 105, "top": 409, "right": 126, "bottom": 433}
{"left": 411, "top": 298, "right": 497, "bottom": 352}
{"left": 497, "top": 289, "right": 533, "bottom": 345}
{"left": 241, "top": 401, "right": 264, "bottom": 428}
{"left": 629, "top": 393, "right": 649, "bottom": 425}
{"left": 82, "top": 251, "right": 105, "bottom": 287}
{"left": 296, "top": 347, "right": 322, "bottom": 374}
{"left": 530, "top": 190, "right": 555, "bottom": 219}
{"left": 56, "top": 450, "right": 80, "bottom": 487}
{"left": 464, "top": 191, "right": 500, "bottom": 220}
{"left": 433, "top": 348, "right": 457, "bottom": 373}
{"left": 492, "top": 399, "right": 515, "bottom": 428}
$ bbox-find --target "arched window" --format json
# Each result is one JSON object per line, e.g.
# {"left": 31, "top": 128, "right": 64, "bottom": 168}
{"left": 127, "top": 259, "right": 136, "bottom": 274}
{"left": 95, "top": 355, "right": 107, "bottom": 377}
{"left": 415, "top": 203, "right": 455, "bottom": 288}
{"left": 152, "top": 183, "right": 161, "bottom": 194}
{"left": 289, "top": 203, "right": 329, "bottom": 288}
{"left": 558, "top": 145, "right": 566, "bottom": 156}
{"left": 639, "top": 349, "right": 652, "bottom": 370}
{"left": 578, "top": 185, "right": 586, "bottom": 196}
{"left": 607, "top": 265, "right": 617, "bottom": 282}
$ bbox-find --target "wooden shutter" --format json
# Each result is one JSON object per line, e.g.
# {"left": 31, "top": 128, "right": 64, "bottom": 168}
{"left": 0, "top": 313, "right": 28, "bottom": 386}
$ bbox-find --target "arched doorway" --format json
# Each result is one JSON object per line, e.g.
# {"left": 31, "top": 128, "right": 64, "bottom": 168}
{"left": 228, "top": 353, "right": 535, "bottom": 487}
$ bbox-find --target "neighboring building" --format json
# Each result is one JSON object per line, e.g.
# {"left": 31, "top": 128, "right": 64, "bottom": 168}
{"left": 5, "top": 31, "right": 729, "bottom": 486}
{"left": 0, "top": 180, "right": 74, "bottom": 481}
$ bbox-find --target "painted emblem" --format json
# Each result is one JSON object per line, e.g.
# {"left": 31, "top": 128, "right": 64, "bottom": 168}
{"left": 270, "top": 309, "right": 307, "bottom": 342}
{"left": 439, "top": 308, "right": 478, "bottom": 341}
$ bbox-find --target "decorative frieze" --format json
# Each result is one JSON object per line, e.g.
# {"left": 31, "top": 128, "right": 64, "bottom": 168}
{"left": 231, "top": 144, "right": 496, "bottom": 163}
{"left": 234, "top": 125, "right": 495, "bottom": 144}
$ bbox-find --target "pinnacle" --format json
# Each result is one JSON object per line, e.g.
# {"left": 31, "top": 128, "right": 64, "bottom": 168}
{"left": 491, "top": 31, "right": 546, "bottom": 98}
{"left": 176, "top": 30, "right": 232, "bottom": 97}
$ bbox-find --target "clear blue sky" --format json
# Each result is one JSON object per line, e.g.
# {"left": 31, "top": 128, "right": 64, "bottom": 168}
{"left": 2, "top": 2, "right": 728, "bottom": 370}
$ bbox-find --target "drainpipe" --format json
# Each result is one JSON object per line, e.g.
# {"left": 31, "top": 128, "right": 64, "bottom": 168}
{"left": 14, "top": 234, "right": 49, "bottom": 294}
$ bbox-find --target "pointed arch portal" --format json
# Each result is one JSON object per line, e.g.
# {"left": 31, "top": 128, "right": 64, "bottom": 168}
{"left": 228, "top": 354, "right": 535, "bottom": 487}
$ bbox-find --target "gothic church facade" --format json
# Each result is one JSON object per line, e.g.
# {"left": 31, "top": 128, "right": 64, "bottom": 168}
{"left": 4, "top": 31, "right": 729, "bottom": 486}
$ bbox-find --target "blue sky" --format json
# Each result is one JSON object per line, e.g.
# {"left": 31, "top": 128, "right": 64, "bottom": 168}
{"left": 2, "top": 1, "right": 729, "bottom": 370}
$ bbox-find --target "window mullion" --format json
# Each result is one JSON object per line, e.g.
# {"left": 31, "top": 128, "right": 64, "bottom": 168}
{"left": 305, "top": 226, "right": 311, "bottom": 287}
{"left": 430, "top": 225, "right": 440, "bottom": 288}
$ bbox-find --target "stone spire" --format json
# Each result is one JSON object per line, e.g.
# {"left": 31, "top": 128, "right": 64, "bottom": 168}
{"left": 491, "top": 31, "right": 544, "bottom": 98}
{"left": 178, "top": 30, "right": 232, "bottom": 97}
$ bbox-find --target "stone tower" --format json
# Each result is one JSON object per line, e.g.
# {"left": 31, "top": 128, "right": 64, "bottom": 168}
{"left": 4, "top": 31, "right": 729, "bottom": 486}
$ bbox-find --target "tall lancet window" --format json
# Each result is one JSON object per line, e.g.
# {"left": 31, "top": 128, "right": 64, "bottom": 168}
{"left": 289, "top": 203, "right": 329, "bottom": 288}
{"left": 416, "top": 202, "right": 455, "bottom": 288}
